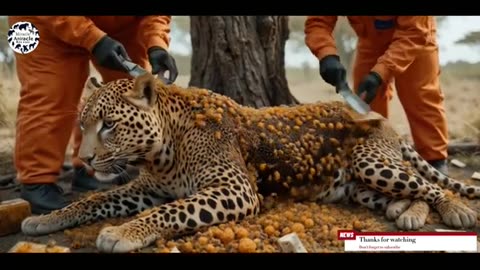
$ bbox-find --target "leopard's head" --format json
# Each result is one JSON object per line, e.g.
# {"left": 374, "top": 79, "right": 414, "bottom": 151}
{"left": 78, "top": 74, "right": 165, "bottom": 182}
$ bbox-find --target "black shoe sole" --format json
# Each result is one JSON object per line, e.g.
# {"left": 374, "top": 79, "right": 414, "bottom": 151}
{"left": 71, "top": 185, "right": 98, "bottom": 193}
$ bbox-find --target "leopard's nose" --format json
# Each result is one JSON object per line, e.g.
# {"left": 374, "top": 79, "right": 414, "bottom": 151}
{"left": 79, "top": 154, "right": 96, "bottom": 165}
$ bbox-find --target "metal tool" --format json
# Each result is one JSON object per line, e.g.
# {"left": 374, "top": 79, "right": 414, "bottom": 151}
{"left": 119, "top": 55, "right": 148, "bottom": 77}
{"left": 335, "top": 81, "right": 371, "bottom": 115}
{"left": 118, "top": 55, "right": 171, "bottom": 84}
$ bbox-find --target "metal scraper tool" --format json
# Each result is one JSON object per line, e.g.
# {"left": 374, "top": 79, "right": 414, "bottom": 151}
{"left": 336, "top": 81, "right": 371, "bottom": 115}
{"left": 118, "top": 55, "right": 172, "bottom": 84}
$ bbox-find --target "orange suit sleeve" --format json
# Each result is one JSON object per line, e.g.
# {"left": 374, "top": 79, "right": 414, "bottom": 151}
{"left": 35, "top": 16, "right": 106, "bottom": 51}
{"left": 304, "top": 16, "right": 339, "bottom": 60}
{"left": 138, "top": 16, "right": 172, "bottom": 51}
{"left": 372, "top": 16, "right": 436, "bottom": 81}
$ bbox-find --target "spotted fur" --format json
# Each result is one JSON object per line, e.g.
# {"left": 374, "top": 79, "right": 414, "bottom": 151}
{"left": 21, "top": 74, "right": 479, "bottom": 253}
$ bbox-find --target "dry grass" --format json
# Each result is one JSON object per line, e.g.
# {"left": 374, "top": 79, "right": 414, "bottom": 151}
{"left": 0, "top": 69, "right": 19, "bottom": 127}
{"left": 0, "top": 90, "right": 6, "bottom": 128}
{"left": 0, "top": 70, "right": 18, "bottom": 174}
{"left": 439, "top": 72, "right": 480, "bottom": 142}
{"left": 474, "top": 118, "right": 480, "bottom": 142}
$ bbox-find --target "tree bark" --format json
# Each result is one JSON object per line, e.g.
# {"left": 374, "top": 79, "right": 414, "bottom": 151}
{"left": 189, "top": 16, "right": 299, "bottom": 108}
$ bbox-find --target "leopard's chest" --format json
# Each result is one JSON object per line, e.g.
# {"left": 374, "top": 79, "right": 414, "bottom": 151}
{"left": 147, "top": 167, "right": 198, "bottom": 199}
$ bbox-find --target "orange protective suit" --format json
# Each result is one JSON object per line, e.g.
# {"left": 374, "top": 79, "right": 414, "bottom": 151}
{"left": 305, "top": 16, "right": 448, "bottom": 162}
{"left": 9, "top": 16, "right": 172, "bottom": 184}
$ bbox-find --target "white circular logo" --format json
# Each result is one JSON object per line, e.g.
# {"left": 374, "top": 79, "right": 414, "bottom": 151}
{"left": 7, "top": 21, "right": 40, "bottom": 55}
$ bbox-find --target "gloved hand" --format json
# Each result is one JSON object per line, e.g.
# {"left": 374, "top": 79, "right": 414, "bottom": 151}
{"left": 92, "top": 35, "right": 131, "bottom": 72}
{"left": 319, "top": 55, "right": 347, "bottom": 88}
{"left": 148, "top": 47, "right": 178, "bottom": 84}
{"left": 357, "top": 71, "right": 383, "bottom": 104}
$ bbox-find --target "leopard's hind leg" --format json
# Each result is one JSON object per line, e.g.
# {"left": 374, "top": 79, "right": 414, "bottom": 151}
{"left": 351, "top": 139, "right": 477, "bottom": 229}
{"left": 316, "top": 169, "right": 429, "bottom": 230}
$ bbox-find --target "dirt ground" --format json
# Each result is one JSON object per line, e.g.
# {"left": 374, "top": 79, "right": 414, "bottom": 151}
{"left": 1, "top": 71, "right": 480, "bottom": 253}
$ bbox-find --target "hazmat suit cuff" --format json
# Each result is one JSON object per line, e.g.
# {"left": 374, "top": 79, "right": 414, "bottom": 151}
{"left": 371, "top": 63, "right": 393, "bottom": 83}
{"left": 84, "top": 28, "right": 107, "bottom": 52}
{"left": 316, "top": 46, "right": 338, "bottom": 61}
{"left": 146, "top": 36, "right": 169, "bottom": 52}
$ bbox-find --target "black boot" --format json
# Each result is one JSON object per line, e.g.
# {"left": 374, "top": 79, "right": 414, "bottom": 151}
{"left": 72, "top": 167, "right": 100, "bottom": 192}
{"left": 20, "top": 183, "right": 70, "bottom": 215}
{"left": 428, "top": 159, "right": 449, "bottom": 176}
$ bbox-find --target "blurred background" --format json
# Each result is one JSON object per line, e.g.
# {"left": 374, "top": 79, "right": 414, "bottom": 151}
{"left": 1, "top": 16, "right": 479, "bottom": 174}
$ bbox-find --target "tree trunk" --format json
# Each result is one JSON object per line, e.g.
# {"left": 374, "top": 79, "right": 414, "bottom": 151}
{"left": 189, "top": 16, "right": 299, "bottom": 108}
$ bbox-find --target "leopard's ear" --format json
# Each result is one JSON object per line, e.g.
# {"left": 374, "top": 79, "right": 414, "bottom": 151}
{"left": 122, "top": 73, "right": 157, "bottom": 110}
{"left": 79, "top": 77, "right": 104, "bottom": 113}
{"left": 84, "top": 76, "right": 103, "bottom": 99}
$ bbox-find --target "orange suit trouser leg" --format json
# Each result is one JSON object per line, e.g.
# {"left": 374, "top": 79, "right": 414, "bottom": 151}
{"left": 395, "top": 49, "right": 448, "bottom": 161}
{"left": 71, "top": 24, "right": 150, "bottom": 167}
{"left": 12, "top": 19, "right": 90, "bottom": 184}
{"left": 352, "top": 48, "right": 394, "bottom": 119}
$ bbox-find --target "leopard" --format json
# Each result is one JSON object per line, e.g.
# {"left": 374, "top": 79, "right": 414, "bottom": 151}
{"left": 20, "top": 73, "right": 479, "bottom": 253}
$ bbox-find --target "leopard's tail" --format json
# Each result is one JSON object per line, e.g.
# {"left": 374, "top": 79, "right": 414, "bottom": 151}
{"left": 399, "top": 140, "right": 480, "bottom": 199}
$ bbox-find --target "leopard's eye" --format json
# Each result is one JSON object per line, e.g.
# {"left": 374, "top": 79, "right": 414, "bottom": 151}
{"left": 103, "top": 120, "right": 115, "bottom": 129}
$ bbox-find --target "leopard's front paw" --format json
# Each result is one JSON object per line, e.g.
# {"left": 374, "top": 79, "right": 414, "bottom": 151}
{"left": 396, "top": 200, "right": 429, "bottom": 230}
{"left": 386, "top": 199, "right": 411, "bottom": 220}
{"left": 96, "top": 225, "right": 152, "bottom": 253}
{"left": 21, "top": 214, "right": 66, "bottom": 236}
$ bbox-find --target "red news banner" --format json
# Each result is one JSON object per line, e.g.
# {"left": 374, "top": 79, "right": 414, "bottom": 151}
{"left": 337, "top": 230, "right": 478, "bottom": 252}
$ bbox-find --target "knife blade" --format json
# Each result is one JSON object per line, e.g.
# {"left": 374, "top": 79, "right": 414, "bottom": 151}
{"left": 119, "top": 55, "right": 148, "bottom": 77}
{"left": 336, "top": 81, "right": 371, "bottom": 115}
{"left": 118, "top": 55, "right": 172, "bottom": 84}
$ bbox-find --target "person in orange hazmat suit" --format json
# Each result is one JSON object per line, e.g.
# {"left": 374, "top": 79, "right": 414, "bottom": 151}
{"left": 9, "top": 16, "right": 178, "bottom": 214}
{"left": 305, "top": 16, "right": 449, "bottom": 175}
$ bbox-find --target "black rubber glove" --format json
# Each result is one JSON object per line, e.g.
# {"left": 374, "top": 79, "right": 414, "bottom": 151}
{"left": 319, "top": 55, "right": 347, "bottom": 88}
{"left": 148, "top": 47, "right": 178, "bottom": 84}
{"left": 92, "top": 35, "right": 131, "bottom": 72}
{"left": 357, "top": 71, "right": 383, "bottom": 104}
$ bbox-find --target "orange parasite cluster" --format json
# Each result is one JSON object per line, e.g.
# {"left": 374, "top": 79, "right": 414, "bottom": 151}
{"left": 171, "top": 87, "right": 372, "bottom": 198}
